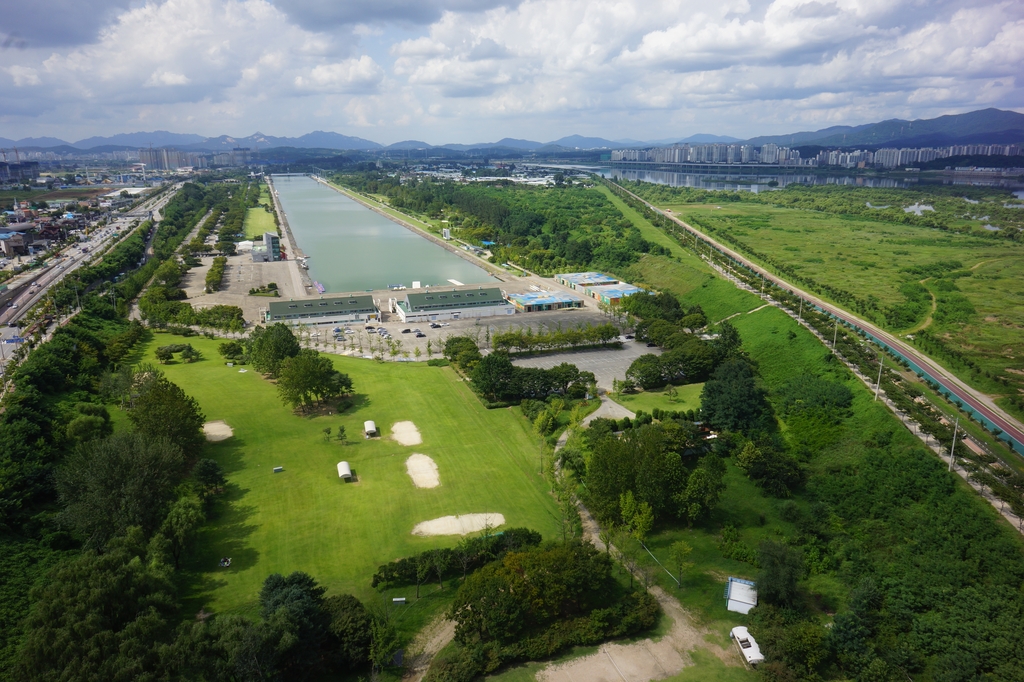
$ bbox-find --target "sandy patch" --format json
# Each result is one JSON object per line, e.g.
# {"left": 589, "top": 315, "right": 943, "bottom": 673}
{"left": 406, "top": 454, "right": 440, "bottom": 488}
{"left": 412, "top": 513, "right": 505, "bottom": 537}
{"left": 203, "top": 420, "right": 233, "bottom": 442}
{"left": 391, "top": 421, "right": 422, "bottom": 446}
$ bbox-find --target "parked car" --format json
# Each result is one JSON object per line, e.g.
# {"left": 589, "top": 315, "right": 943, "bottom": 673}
{"left": 401, "top": 328, "right": 412, "bottom": 334}
{"left": 415, "top": 332, "right": 426, "bottom": 338}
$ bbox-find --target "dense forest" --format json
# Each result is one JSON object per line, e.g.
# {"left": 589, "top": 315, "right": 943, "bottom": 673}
{"left": 336, "top": 170, "right": 669, "bottom": 273}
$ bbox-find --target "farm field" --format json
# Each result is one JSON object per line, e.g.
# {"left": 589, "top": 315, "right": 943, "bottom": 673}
{"left": 140, "top": 334, "right": 562, "bottom": 616}
{"left": 652, "top": 199, "right": 1024, "bottom": 415}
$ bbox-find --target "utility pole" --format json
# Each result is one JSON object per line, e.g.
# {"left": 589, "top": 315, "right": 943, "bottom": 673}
{"left": 874, "top": 351, "right": 884, "bottom": 401}
{"left": 798, "top": 298, "right": 803, "bottom": 321}
{"left": 948, "top": 417, "right": 960, "bottom": 472}
{"left": 832, "top": 318, "right": 839, "bottom": 351}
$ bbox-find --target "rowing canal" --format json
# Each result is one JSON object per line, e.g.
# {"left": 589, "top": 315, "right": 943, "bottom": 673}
{"left": 272, "top": 175, "right": 491, "bottom": 293}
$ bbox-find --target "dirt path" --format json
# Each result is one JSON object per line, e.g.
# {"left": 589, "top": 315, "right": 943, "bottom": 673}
{"left": 402, "top": 615, "right": 457, "bottom": 682}
{"left": 906, "top": 278, "right": 937, "bottom": 334}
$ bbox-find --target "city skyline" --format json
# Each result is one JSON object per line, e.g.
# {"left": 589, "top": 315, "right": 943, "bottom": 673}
{"left": 2, "top": 0, "right": 1023, "bottom": 144}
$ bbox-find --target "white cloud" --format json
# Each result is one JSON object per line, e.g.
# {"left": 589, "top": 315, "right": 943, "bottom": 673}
{"left": 294, "top": 56, "right": 385, "bottom": 93}
{"left": 0, "top": 0, "right": 1021, "bottom": 143}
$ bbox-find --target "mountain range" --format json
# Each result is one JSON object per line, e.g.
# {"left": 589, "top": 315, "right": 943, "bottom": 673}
{"left": 1, "top": 108, "right": 1020, "bottom": 154}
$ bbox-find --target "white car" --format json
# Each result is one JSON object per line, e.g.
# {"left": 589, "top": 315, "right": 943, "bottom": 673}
{"left": 730, "top": 627, "right": 764, "bottom": 666}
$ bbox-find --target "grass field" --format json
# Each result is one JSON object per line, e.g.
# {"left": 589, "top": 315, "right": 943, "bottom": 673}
{"left": 610, "top": 383, "right": 704, "bottom": 415}
{"left": 658, "top": 200, "right": 1024, "bottom": 404}
{"left": 139, "top": 335, "right": 562, "bottom": 619}
{"left": 243, "top": 206, "right": 276, "bottom": 239}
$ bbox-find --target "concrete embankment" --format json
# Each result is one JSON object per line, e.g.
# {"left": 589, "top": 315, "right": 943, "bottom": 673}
{"left": 310, "top": 176, "right": 508, "bottom": 281}
{"left": 266, "top": 176, "right": 313, "bottom": 295}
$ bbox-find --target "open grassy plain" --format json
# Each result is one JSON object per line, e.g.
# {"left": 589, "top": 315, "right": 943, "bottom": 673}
{"left": 242, "top": 206, "right": 276, "bottom": 239}
{"left": 141, "top": 334, "right": 561, "bottom": 617}
{"left": 649, "top": 198, "right": 1024, "bottom": 417}
{"left": 610, "top": 382, "right": 704, "bottom": 415}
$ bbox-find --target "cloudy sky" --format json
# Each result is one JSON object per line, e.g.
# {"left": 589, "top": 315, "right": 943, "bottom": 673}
{"left": 2, "top": 0, "right": 1022, "bottom": 144}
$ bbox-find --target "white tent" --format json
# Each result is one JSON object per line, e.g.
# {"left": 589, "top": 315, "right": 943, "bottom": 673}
{"left": 337, "top": 461, "right": 352, "bottom": 480}
{"left": 730, "top": 627, "right": 764, "bottom": 666}
{"left": 364, "top": 420, "right": 377, "bottom": 437}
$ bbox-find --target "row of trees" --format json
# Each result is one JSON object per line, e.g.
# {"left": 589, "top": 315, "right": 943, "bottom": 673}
{"left": 491, "top": 322, "right": 620, "bottom": 353}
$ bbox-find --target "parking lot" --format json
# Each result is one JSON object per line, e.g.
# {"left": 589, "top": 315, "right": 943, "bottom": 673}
{"left": 512, "top": 340, "right": 660, "bottom": 391}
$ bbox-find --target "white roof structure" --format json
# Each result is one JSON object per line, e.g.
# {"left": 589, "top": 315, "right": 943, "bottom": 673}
{"left": 726, "top": 577, "right": 758, "bottom": 614}
{"left": 364, "top": 420, "right": 377, "bottom": 436}
{"left": 337, "top": 461, "right": 352, "bottom": 480}
{"left": 731, "top": 627, "right": 764, "bottom": 666}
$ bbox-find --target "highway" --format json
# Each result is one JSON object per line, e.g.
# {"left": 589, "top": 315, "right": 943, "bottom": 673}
{"left": 610, "top": 181, "right": 1024, "bottom": 455}
{"left": 0, "top": 186, "right": 180, "bottom": 373}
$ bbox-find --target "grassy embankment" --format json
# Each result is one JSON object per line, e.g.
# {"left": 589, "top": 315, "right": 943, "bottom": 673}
{"left": 655, "top": 199, "right": 1024, "bottom": 418}
{"left": 243, "top": 184, "right": 276, "bottom": 239}
{"left": 139, "top": 335, "right": 561, "bottom": 634}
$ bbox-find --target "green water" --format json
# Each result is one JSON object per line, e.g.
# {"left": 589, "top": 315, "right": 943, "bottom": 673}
{"left": 272, "top": 175, "right": 492, "bottom": 292}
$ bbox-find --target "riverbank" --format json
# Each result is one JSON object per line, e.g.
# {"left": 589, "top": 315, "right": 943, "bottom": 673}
{"left": 265, "top": 176, "right": 313, "bottom": 297}
{"left": 310, "top": 175, "right": 510, "bottom": 281}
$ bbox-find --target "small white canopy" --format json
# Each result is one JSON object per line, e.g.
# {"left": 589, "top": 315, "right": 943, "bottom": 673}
{"left": 726, "top": 577, "right": 758, "bottom": 614}
{"left": 337, "top": 461, "right": 352, "bottom": 480}
{"left": 364, "top": 420, "right": 377, "bottom": 436}
{"left": 731, "top": 626, "right": 764, "bottom": 666}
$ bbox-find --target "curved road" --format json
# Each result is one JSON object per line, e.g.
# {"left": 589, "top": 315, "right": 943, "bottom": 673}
{"left": 610, "top": 181, "right": 1024, "bottom": 454}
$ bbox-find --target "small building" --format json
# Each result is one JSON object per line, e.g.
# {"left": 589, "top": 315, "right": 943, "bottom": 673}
{"left": 266, "top": 294, "right": 379, "bottom": 325}
{"left": 392, "top": 286, "right": 514, "bottom": 323}
{"left": 337, "top": 461, "right": 352, "bottom": 481}
{"left": 730, "top": 627, "right": 764, "bottom": 666}
{"left": 505, "top": 290, "right": 585, "bottom": 312}
{"left": 556, "top": 272, "right": 619, "bottom": 291}
{"left": 364, "top": 421, "right": 378, "bottom": 438}
{"left": 584, "top": 284, "right": 644, "bottom": 305}
{"left": 252, "top": 232, "right": 281, "bottom": 262}
{"left": 725, "top": 577, "right": 758, "bottom": 614}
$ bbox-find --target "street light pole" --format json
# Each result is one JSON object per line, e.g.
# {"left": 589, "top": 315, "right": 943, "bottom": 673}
{"left": 948, "top": 417, "right": 960, "bottom": 472}
{"left": 874, "top": 351, "right": 884, "bottom": 401}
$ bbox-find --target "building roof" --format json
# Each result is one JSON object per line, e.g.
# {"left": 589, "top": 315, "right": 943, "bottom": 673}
{"left": 585, "top": 284, "right": 644, "bottom": 299}
{"left": 506, "top": 291, "right": 583, "bottom": 306}
{"left": 405, "top": 287, "right": 507, "bottom": 312}
{"left": 726, "top": 577, "right": 758, "bottom": 607}
{"left": 556, "top": 272, "right": 619, "bottom": 287}
{"left": 268, "top": 294, "right": 376, "bottom": 317}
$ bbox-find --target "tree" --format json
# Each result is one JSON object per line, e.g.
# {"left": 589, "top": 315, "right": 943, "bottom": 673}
{"left": 161, "top": 494, "right": 205, "bottom": 568}
{"left": 757, "top": 541, "right": 804, "bottom": 606}
{"left": 17, "top": 528, "right": 178, "bottom": 681}
{"left": 471, "top": 351, "right": 518, "bottom": 402}
{"left": 632, "top": 501, "right": 654, "bottom": 544}
{"left": 248, "top": 323, "right": 301, "bottom": 376}
{"left": 218, "top": 340, "right": 244, "bottom": 358}
{"left": 193, "top": 458, "right": 226, "bottom": 498}
{"left": 155, "top": 346, "right": 173, "bottom": 363}
{"left": 626, "top": 354, "right": 666, "bottom": 389}
{"left": 369, "top": 614, "right": 399, "bottom": 676}
{"left": 129, "top": 376, "right": 206, "bottom": 463}
{"left": 277, "top": 348, "right": 353, "bottom": 411}
{"left": 674, "top": 455, "right": 726, "bottom": 524}
{"left": 179, "top": 345, "right": 201, "bottom": 363}
{"left": 259, "top": 572, "right": 332, "bottom": 679}
{"left": 669, "top": 541, "right": 693, "bottom": 587}
{"left": 324, "top": 594, "right": 372, "bottom": 670}
{"left": 699, "top": 359, "right": 773, "bottom": 434}
{"left": 336, "top": 425, "right": 347, "bottom": 444}
{"left": 323, "top": 427, "right": 332, "bottom": 441}
{"left": 56, "top": 432, "right": 186, "bottom": 548}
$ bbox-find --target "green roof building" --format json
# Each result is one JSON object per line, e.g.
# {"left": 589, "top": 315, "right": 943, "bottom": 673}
{"left": 266, "top": 294, "right": 379, "bottom": 325}
{"left": 392, "top": 286, "right": 514, "bottom": 323}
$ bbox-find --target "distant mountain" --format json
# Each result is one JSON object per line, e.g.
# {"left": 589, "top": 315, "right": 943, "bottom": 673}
{"left": 2, "top": 136, "right": 73, "bottom": 148}
{"left": 73, "top": 131, "right": 207, "bottom": 149}
{"left": 745, "top": 109, "right": 1024, "bottom": 148}
{"left": 547, "top": 135, "right": 622, "bottom": 149}
{"left": 385, "top": 140, "right": 434, "bottom": 150}
{"left": 677, "top": 134, "right": 741, "bottom": 144}
{"left": 182, "top": 131, "right": 381, "bottom": 151}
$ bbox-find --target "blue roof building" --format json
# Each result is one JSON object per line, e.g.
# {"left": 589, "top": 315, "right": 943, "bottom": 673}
{"left": 506, "top": 290, "right": 584, "bottom": 312}
{"left": 555, "top": 272, "right": 619, "bottom": 290}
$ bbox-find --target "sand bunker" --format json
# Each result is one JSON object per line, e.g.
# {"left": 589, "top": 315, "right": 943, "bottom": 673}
{"left": 203, "top": 420, "right": 233, "bottom": 442}
{"left": 412, "top": 513, "right": 505, "bottom": 537}
{"left": 406, "top": 454, "right": 440, "bottom": 488}
{"left": 391, "top": 421, "right": 422, "bottom": 446}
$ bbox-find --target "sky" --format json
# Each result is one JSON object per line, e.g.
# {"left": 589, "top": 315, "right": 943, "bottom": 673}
{"left": 1, "top": 0, "right": 1022, "bottom": 145}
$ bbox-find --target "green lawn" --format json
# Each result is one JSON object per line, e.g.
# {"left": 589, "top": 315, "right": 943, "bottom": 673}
{"left": 243, "top": 206, "right": 277, "bottom": 239}
{"left": 141, "top": 334, "right": 561, "bottom": 618}
{"left": 610, "top": 383, "right": 704, "bottom": 415}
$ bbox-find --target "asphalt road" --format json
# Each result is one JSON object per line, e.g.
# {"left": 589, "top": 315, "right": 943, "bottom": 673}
{"left": 0, "top": 186, "right": 181, "bottom": 373}
{"left": 611, "top": 181, "right": 1024, "bottom": 454}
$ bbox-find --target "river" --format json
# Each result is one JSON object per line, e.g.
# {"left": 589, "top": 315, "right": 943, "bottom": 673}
{"left": 271, "top": 175, "right": 491, "bottom": 293}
